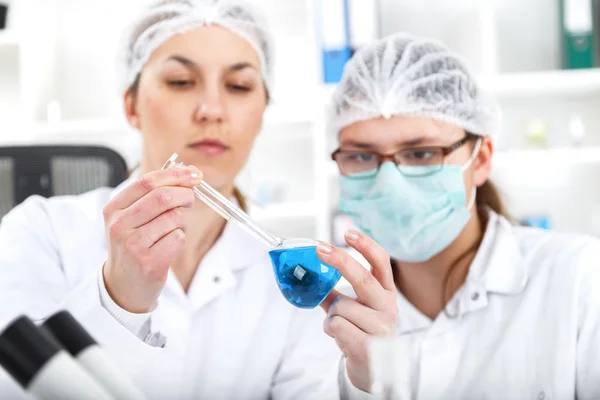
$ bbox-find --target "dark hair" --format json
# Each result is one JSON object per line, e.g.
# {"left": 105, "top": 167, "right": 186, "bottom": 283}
{"left": 476, "top": 179, "right": 510, "bottom": 223}
{"left": 441, "top": 134, "right": 510, "bottom": 317}
{"left": 440, "top": 179, "right": 508, "bottom": 318}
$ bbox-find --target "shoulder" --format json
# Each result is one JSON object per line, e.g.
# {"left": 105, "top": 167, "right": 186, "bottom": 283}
{"left": 0, "top": 188, "right": 113, "bottom": 242}
{"left": 510, "top": 223, "right": 600, "bottom": 271}
{"left": 3, "top": 188, "right": 112, "bottom": 224}
{"left": 503, "top": 220, "right": 600, "bottom": 302}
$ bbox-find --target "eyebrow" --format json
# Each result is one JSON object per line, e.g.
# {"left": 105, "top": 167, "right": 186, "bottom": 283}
{"left": 228, "top": 62, "right": 257, "bottom": 72}
{"left": 340, "top": 136, "right": 437, "bottom": 150}
{"left": 167, "top": 56, "right": 258, "bottom": 73}
{"left": 168, "top": 55, "right": 198, "bottom": 69}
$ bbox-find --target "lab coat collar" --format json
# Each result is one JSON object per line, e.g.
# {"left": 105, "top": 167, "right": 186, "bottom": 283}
{"left": 394, "top": 210, "right": 529, "bottom": 335}
{"left": 165, "top": 220, "right": 268, "bottom": 310}
{"left": 465, "top": 210, "right": 529, "bottom": 296}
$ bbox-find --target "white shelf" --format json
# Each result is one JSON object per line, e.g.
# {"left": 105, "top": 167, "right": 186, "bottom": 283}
{"left": 263, "top": 103, "right": 314, "bottom": 127}
{"left": 0, "top": 30, "right": 18, "bottom": 48}
{"left": 326, "top": 161, "right": 339, "bottom": 177}
{"left": 494, "top": 147, "right": 600, "bottom": 168}
{"left": 250, "top": 201, "right": 318, "bottom": 220}
{"left": 478, "top": 69, "right": 600, "bottom": 97}
{"left": 27, "top": 117, "right": 132, "bottom": 135}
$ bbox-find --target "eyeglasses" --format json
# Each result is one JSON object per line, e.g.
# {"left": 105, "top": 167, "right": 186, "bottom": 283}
{"left": 331, "top": 133, "right": 478, "bottom": 178}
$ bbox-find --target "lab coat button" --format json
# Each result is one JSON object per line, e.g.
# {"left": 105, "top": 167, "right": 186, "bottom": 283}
{"left": 538, "top": 391, "right": 545, "bottom": 400}
{"left": 471, "top": 292, "right": 480, "bottom": 301}
{"left": 213, "top": 276, "right": 221, "bottom": 283}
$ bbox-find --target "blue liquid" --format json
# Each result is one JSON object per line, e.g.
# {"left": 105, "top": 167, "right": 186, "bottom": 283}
{"left": 269, "top": 246, "right": 342, "bottom": 309}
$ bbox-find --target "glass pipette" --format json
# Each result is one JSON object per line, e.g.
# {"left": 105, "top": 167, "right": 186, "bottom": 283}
{"left": 162, "top": 153, "right": 284, "bottom": 249}
{"left": 161, "top": 153, "right": 341, "bottom": 308}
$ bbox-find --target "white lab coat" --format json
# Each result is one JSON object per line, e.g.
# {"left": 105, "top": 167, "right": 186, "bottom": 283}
{"left": 0, "top": 176, "right": 343, "bottom": 400}
{"left": 338, "top": 210, "right": 600, "bottom": 400}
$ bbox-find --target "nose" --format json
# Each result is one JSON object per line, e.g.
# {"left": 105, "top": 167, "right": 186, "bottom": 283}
{"left": 379, "top": 154, "right": 397, "bottom": 169}
{"left": 195, "top": 83, "right": 225, "bottom": 123}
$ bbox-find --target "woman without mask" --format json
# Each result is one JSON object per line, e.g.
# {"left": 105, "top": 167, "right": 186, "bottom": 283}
{"left": 0, "top": 1, "right": 341, "bottom": 398}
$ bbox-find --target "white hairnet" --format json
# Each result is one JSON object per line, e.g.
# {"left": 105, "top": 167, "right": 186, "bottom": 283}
{"left": 328, "top": 32, "right": 501, "bottom": 138}
{"left": 117, "top": 0, "right": 274, "bottom": 94}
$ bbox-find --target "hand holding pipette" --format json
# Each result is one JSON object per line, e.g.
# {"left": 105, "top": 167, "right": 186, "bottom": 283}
{"left": 162, "top": 153, "right": 342, "bottom": 309}
{"left": 102, "top": 166, "right": 202, "bottom": 313}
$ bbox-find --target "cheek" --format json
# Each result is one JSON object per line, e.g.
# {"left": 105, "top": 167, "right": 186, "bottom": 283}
{"left": 138, "top": 87, "right": 193, "bottom": 142}
{"left": 228, "top": 99, "right": 265, "bottom": 150}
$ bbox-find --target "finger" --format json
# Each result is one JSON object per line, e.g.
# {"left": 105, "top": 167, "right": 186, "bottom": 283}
{"left": 130, "top": 207, "right": 188, "bottom": 249}
{"left": 319, "top": 288, "right": 344, "bottom": 313}
{"left": 144, "top": 228, "right": 186, "bottom": 279}
{"left": 317, "top": 243, "right": 387, "bottom": 310}
{"left": 344, "top": 230, "right": 395, "bottom": 292}
{"left": 323, "top": 315, "right": 368, "bottom": 360}
{"left": 106, "top": 167, "right": 201, "bottom": 214}
{"left": 123, "top": 186, "right": 195, "bottom": 229}
{"left": 328, "top": 295, "right": 393, "bottom": 335}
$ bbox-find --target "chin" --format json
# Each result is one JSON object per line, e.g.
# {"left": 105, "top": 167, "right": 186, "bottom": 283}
{"left": 196, "top": 164, "right": 236, "bottom": 189}
{"left": 180, "top": 150, "right": 238, "bottom": 187}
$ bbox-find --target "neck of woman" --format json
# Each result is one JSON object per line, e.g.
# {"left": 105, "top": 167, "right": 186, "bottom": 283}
{"left": 393, "top": 209, "right": 484, "bottom": 320}
{"left": 172, "top": 184, "right": 235, "bottom": 293}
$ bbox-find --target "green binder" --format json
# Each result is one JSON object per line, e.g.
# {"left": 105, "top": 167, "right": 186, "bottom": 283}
{"left": 560, "top": 0, "right": 596, "bottom": 69}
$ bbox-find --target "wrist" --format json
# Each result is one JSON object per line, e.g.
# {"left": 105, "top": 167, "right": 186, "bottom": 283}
{"left": 102, "top": 263, "right": 153, "bottom": 314}
{"left": 346, "top": 359, "right": 371, "bottom": 393}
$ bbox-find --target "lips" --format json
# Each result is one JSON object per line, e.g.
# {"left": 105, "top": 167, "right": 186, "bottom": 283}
{"left": 187, "top": 138, "right": 229, "bottom": 156}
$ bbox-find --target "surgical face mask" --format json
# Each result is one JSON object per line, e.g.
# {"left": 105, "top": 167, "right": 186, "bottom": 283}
{"left": 338, "top": 139, "right": 482, "bottom": 263}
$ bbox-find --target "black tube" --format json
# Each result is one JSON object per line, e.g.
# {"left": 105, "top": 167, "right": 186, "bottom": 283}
{"left": 0, "top": 316, "right": 62, "bottom": 388}
{"left": 42, "top": 311, "right": 97, "bottom": 358}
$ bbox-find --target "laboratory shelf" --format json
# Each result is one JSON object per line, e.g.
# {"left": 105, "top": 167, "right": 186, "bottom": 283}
{"left": 493, "top": 147, "right": 600, "bottom": 168}
{"left": 478, "top": 69, "right": 600, "bottom": 97}
{"left": 263, "top": 103, "right": 314, "bottom": 127}
{"left": 0, "top": 30, "right": 18, "bottom": 48}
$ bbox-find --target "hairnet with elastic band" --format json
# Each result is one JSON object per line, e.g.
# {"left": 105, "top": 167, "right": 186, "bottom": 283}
{"left": 327, "top": 32, "right": 501, "bottom": 139}
{"left": 117, "top": 0, "right": 274, "bottom": 94}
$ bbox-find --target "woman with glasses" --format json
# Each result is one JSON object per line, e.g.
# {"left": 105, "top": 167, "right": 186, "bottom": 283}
{"left": 315, "top": 32, "right": 600, "bottom": 398}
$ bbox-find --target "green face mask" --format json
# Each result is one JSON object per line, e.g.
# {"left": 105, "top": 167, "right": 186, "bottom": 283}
{"left": 338, "top": 140, "right": 481, "bottom": 263}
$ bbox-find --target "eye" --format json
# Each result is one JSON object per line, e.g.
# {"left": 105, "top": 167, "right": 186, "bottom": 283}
{"left": 348, "top": 152, "right": 377, "bottom": 163}
{"left": 167, "top": 79, "right": 195, "bottom": 88}
{"left": 227, "top": 84, "right": 252, "bottom": 93}
{"left": 402, "top": 149, "right": 438, "bottom": 161}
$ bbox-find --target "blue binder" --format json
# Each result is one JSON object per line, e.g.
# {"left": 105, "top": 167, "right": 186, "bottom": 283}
{"left": 317, "top": 0, "right": 352, "bottom": 83}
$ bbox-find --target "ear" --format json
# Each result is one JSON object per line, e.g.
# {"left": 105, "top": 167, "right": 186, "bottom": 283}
{"left": 473, "top": 136, "right": 493, "bottom": 187}
{"left": 123, "top": 89, "right": 140, "bottom": 130}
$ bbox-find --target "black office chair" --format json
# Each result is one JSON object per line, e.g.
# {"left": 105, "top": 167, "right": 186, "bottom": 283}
{"left": 0, "top": 145, "right": 129, "bottom": 219}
